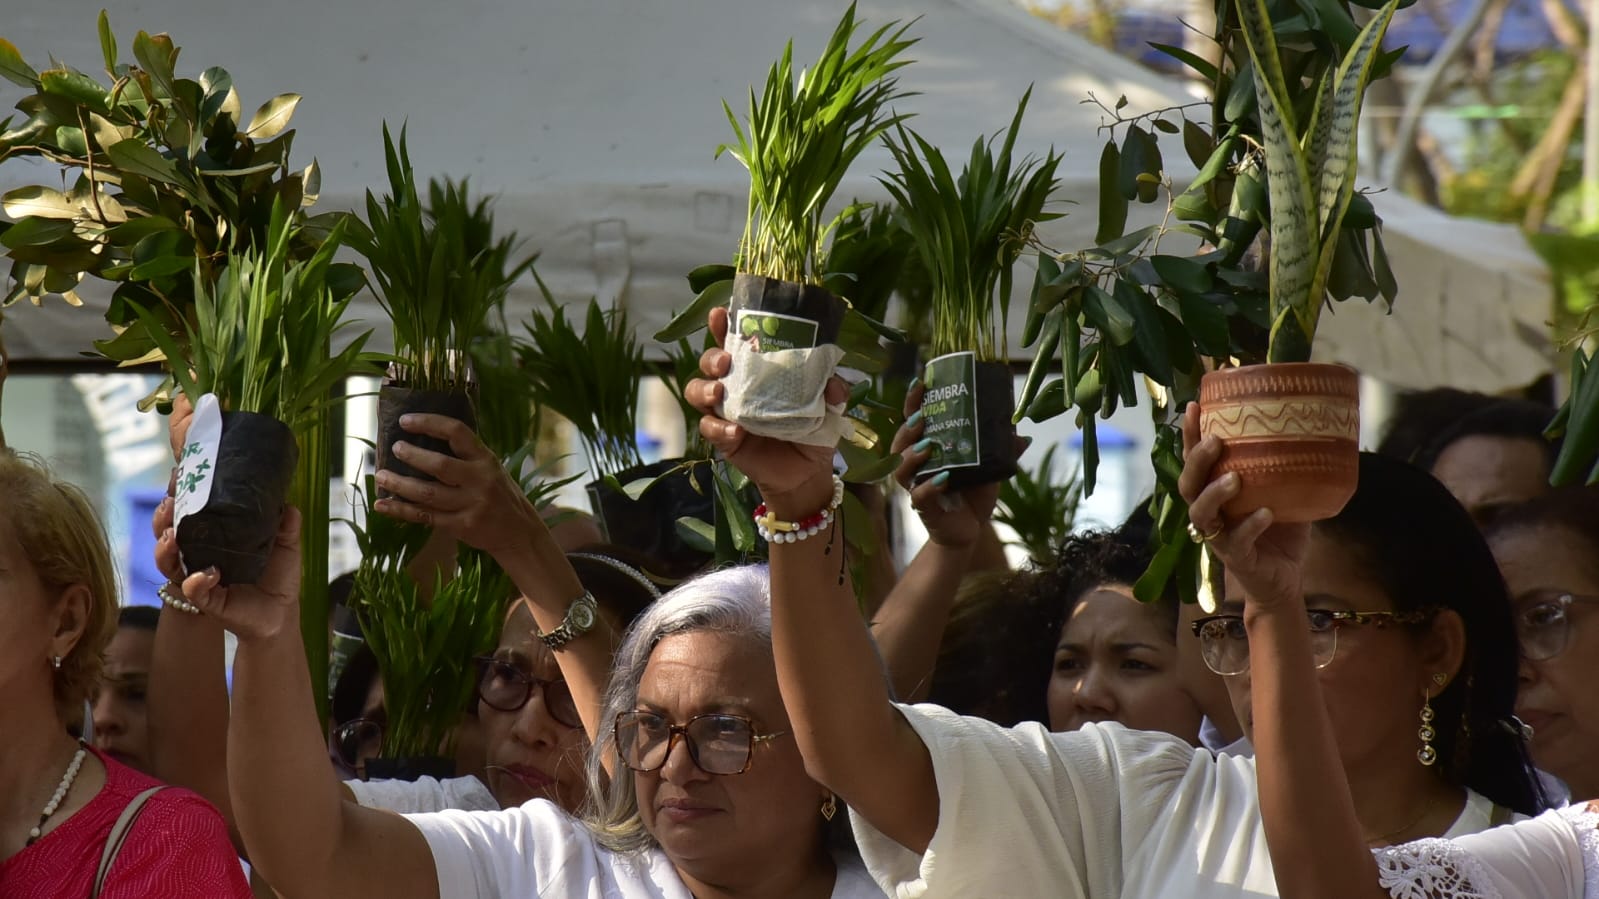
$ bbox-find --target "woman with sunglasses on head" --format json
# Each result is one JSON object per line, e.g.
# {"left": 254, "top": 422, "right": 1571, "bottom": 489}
{"left": 1187, "top": 426, "right": 1599, "bottom": 898}
{"left": 333, "top": 551, "right": 660, "bottom": 815}
{"left": 681, "top": 307, "right": 1545, "bottom": 898}
{"left": 177, "top": 412, "right": 881, "bottom": 898}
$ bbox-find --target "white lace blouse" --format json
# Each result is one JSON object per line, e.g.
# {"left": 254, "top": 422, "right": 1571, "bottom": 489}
{"left": 1372, "top": 804, "right": 1599, "bottom": 899}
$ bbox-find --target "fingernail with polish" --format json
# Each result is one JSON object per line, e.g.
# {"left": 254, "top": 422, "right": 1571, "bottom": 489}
{"left": 932, "top": 471, "right": 951, "bottom": 486}
{"left": 912, "top": 438, "right": 934, "bottom": 454}
{"left": 905, "top": 410, "right": 923, "bottom": 428}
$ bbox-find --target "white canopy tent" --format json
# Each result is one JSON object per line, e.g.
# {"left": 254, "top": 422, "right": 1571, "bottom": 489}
{"left": 1, "top": 0, "right": 1554, "bottom": 392}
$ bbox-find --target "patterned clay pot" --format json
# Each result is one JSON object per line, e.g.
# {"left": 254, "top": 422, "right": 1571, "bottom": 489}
{"left": 1198, "top": 363, "right": 1359, "bottom": 523}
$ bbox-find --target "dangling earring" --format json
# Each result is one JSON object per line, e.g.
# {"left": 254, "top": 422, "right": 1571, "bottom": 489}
{"left": 1417, "top": 684, "right": 1439, "bottom": 767}
{"left": 820, "top": 793, "right": 838, "bottom": 822}
{"left": 51, "top": 655, "right": 62, "bottom": 671}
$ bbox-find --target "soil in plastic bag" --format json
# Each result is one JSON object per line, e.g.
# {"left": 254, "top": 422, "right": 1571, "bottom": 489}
{"left": 176, "top": 411, "right": 299, "bottom": 585}
{"left": 729, "top": 272, "right": 845, "bottom": 349}
{"left": 376, "top": 383, "right": 477, "bottom": 492}
{"left": 586, "top": 458, "right": 714, "bottom": 579}
{"left": 913, "top": 355, "right": 1019, "bottom": 489}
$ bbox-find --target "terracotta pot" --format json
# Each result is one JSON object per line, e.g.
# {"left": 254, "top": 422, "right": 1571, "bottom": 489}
{"left": 1198, "top": 363, "right": 1359, "bottom": 523}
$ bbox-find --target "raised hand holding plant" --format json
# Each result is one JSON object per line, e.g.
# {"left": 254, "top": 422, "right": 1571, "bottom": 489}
{"left": 882, "top": 90, "right": 1061, "bottom": 487}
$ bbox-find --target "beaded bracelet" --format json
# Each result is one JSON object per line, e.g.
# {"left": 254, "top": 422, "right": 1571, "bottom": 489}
{"left": 754, "top": 475, "right": 846, "bottom": 544}
{"left": 158, "top": 582, "right": 201, "bottom": 615}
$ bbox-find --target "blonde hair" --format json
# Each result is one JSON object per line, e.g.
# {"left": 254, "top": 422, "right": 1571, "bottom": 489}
{"left": 0, "top": 451, "right": 119, "bottom": 721}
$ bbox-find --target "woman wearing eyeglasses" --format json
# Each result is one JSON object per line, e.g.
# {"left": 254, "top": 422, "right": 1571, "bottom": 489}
{"left": 178, "top": 411, "right": 881, "bottom": 898}
{"left": 1187, "top": 422, "right": 1599, "bottom": 899}
{"left": 1485, "top": 486, "right": 1599, "bottom": 803}
{"left": 333, "top": 551, "right": 659, "bottom": 815}
{"left": 681, "top": 307, "right": 1545, "bottom": 897}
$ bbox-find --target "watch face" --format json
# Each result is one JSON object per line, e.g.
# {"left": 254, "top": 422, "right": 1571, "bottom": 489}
{"left": 570, "top": 598, "right": 597, "bottom": 630}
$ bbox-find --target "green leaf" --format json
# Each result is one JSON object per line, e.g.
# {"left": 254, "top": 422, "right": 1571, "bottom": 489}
{"left": 106, "top": 139, "right": 183, "bottom": 185}
{"left": 98, "top": 11, "right": 118, "bottom": 73}
{"left": 1084, "top": 284, "right": 1135, "bottom": 346}
{"left": 244, "top": 93, "right": 301, "bottom": 140}
{"left": 131, "top": 31, "right": 177, "bottom": 99}
{"left": 0, "top": 217, "right": 75, "bottom": 248}
{"left": 2, "top": 186, "right": 80, "bottom": 220}
{"left": 39, "top": 68, "right": 112, "bottom": 115}
{"left": 1236, "top": 0, "right": 1318, "bottom": 348}
{"left": 687, "top": 263, "right": 735, "bottom": 294}
{"left": 1176, "top": 293, "right": 1232, "bottom": 356}
{"left": 1096, "top": 141, "right": 1128, "bottom": 245}
{"left": 676, "top": 517, "right": 717, "bottom": 553}
{"left": 1305, "top": 0, "right": 1402, "bottom": 314}
{"left": 654, "top": 277, "right": 733, "bottom": 342}
{"left": 1149, "top": 42, "right": 1219, "bottom": 82}
{"left": 0, "top": 38, "right": 38, "bottom": 88}
{"left": 1119, "top": 278, "right": 1173, "bottom": 386}
{"left": 1151, "top": 255, "right": 1213, "bottom": 294}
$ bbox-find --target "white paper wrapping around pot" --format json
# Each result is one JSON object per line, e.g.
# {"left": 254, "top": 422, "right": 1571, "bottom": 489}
{"left": 719, "top": 339, "right": 848, "bottom": 448}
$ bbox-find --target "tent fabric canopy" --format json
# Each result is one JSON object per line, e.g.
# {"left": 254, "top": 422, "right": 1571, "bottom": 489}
{"left": 0, "top": 0, "right": 1551, "bottom": 391}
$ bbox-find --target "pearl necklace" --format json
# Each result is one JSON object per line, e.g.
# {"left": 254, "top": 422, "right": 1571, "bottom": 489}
{"left": 26, "top": 742, "right": 88, "bottom": 846}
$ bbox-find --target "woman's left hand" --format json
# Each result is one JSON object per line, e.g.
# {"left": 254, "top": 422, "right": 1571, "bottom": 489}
{"left": 181, "top": 507, "right": 304, "bottom": 642}
{"left": 372, "top": 414, "right": 541, "bottom": 558}
{"left": 1178, "top": 402, "right": 1310, "bottom": 612}
{"left": 892, "top": 381, "right": 1015, "bottom": 550}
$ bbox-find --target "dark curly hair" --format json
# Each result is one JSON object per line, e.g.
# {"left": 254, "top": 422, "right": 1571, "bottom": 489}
{"left": 925, "top": 522, "right": 1168, "bottom": 727}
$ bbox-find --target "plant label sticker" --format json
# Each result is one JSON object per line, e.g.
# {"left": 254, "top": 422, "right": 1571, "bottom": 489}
{"left": 733, "top": 309, "right": 820, "bottom": 353}
{"left": 920, "top": 351, "right": 982, "bottom": 473}
{"left": 173, "top": 393, "right": 223, "bottom": 527}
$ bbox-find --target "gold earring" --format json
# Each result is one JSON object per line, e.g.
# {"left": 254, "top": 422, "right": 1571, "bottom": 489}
{"left": 820, "top": 793, "right": 837, "bottom": 822}
{"left": 1417, "top": 690, "right": 1438, "bottom": 767}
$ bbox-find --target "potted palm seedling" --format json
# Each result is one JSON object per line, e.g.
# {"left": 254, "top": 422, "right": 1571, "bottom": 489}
{"left": 349, "top": 124, "right": 536, "bottom": 488}
{"left": 994, "top": 446, "right": 1082, "bottom": 565}
{"left": 518, "top": 282, "right": 714, "bottom": 572}
{"left": 1546, "top": 306, "right": 1599, "bottom": 486}
{"left": 654, "top": 4, "right": 914, "bottom": 445}
{"left": 882, "top": 91, "right": 1061, "bottom": 488}
{"left": 349, "top": 481, "right": 509, "bottom": 782}
{"left": 138, "top": 205, "right": 375, "bottom": 584}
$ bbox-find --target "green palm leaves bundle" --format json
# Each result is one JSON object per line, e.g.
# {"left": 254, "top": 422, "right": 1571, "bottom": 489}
{"left": 133, "top": 202, "right": 374, "bottom": 425}
{"left": 519, "top": 282, "right": 645, "bottom": 480}
{"left": 350, "top": 124, "right": 536, "bottom": 390}
{"left": 881, "top": 91, "right": 1061, "bottom": 362}
{"left": 720, "top": 3, "right": 916, "bottom": 284}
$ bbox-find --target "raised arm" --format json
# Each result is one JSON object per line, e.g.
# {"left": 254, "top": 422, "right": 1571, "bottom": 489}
{"left": 370, "top": 417, "right": 618, "bottom": 747}
{"left": 1177, "top": 404, "right": 1385, "bottom": 899}
{"left": 180, "top": 508, "right": 438, "bottom": 899}
{"left": 686, "top": 307, "right": 940, "bottom": 852}
{"left": 869, "top": 380, "right": 1009, "bottom": 703}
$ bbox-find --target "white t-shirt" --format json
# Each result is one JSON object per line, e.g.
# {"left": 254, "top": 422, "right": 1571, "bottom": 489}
{"left": 344, "top": 774, "right": 499, "bottom": 814}
{"left": 408, "top": 797, "right": 885, "bottom": 898}
{"left": 1372, "top": 804, "right": 1598, "bottom": 899}
{"left": 851, "top": 703, "right": 1521, "bottom": 899}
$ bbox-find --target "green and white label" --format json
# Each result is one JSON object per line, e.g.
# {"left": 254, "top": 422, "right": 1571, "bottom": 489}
{"left": 920, "top": 351, "right": 981, "bottom": 472}
{"left": 173, "top": 393, "right": 223, "bottom": 526}
{"left": 733, "top": 309, "right": 820, "bottom": 353}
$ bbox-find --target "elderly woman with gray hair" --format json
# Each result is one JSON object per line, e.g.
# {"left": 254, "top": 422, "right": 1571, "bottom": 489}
{"left": 179, "top": 413, "right": 879, "bottom": 899}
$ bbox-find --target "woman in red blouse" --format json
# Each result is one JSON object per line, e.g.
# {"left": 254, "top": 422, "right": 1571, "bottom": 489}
{"left": 0, "top": 451, "right": 249, "bottom": 898}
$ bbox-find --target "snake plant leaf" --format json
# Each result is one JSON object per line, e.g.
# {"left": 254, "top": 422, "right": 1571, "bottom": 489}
{"left": 1305, "top": 0, "right": 1401, "bottom": 312}
{"left": 1236, "top": 0, "right": 1317, "bottom": 358}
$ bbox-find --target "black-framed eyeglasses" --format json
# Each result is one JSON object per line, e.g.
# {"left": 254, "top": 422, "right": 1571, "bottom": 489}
{"left": 473, "top": 656, "right": 583, "bottom": 729}
{"left": 613, "top": 711, "right": 790, "bottom": 776}
{"left": 1190, "top": 607, "right": 1439, "bottom": 677}
{"left": 1516, "top": 593, "right": 1597, "bottom": 662}
{"left": 332, "top": 717, "right": 384, "bottom": 769}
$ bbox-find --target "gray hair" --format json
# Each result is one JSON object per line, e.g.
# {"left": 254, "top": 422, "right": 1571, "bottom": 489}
{"left": 582, "top": 564, "right": 773, "bottom": 853}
